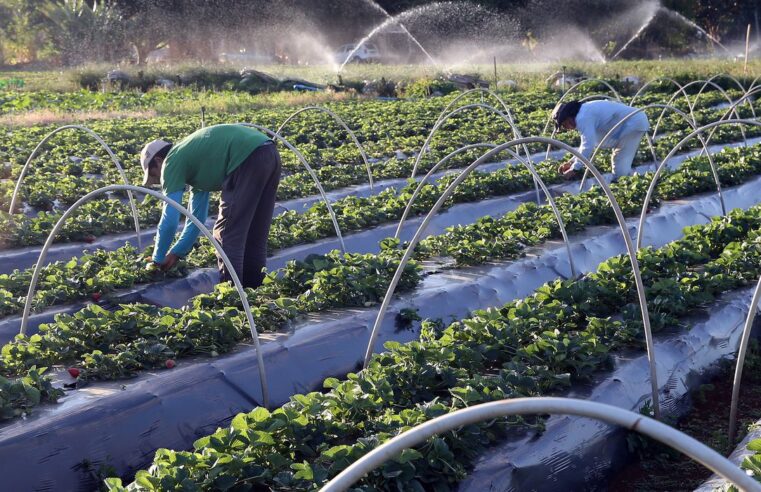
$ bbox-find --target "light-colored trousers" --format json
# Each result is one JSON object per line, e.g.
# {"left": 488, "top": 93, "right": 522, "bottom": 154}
{"left": 610, "top": 130, "right": 647, "bottom": 178}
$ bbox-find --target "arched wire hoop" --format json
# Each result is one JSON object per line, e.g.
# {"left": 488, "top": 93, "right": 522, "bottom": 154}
{"left": 541, "top": 79, "right": 624, "bottom": 137}
{"left": 9, "top": 125, "right": 142, "bottom": 250}
{"left": 693, "top": 74, "right": 753, "bottom": 114}
{"left": 320, "top": 397, "right": 761, "bottom": 492}
{"left": 412, "top": 103, "right": 540, "bottom": 203}
{"left": 636, "top": 119, "right": 761, "bottom": 251}
{"left": 394, "top": 143, "right": 577, "bottom": 278}
{"left": 576, "top": 104, "right": 726, "bottom": 217}
{"left": 18, "top": 184, "right": 270, "bottom": 408}
{"left": 728, "top": 276, "right": 761, "bottom": 445}
{"left": 234, "top": 122, "right": 346, "bottom": 252}
{"left": 629, "top": 78, "right": 693, "bottom": 114}
{"left": 698, "top": 86, "right": 761, "bottom": 154}
{"left": 276, "top": 106, "right": 375, "bottom": 191}
{"left": 394, "top": 143, "right": 495, "bottom": 239}
{"left": 437, "top": 88, "right": 514, "bottom": 123}
{"left": 364, "top": 137, "right": 661, "bottom": 419}
{"left": 653, "top": 80, "right": 748, "bottom": 146}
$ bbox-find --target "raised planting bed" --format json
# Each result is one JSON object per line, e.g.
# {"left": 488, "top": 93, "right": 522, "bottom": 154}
{"left": 1, "top": 175, "right": 761, "bottom": 490}
{"left": 105, "top": 204, "right": 761, "bottom": 490}
{"left": 2, "top": 137, "right": 759, "bottom": 342}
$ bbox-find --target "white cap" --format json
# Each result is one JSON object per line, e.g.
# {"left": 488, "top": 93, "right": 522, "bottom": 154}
{"left": 140, "top": 139, "right": 171, "bottom": 187}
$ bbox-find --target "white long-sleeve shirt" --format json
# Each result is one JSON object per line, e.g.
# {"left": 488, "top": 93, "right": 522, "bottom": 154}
{"left": 571, "top": 100, "right": 650, "bottom": 168}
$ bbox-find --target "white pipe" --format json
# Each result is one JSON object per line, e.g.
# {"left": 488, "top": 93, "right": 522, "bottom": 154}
{"left": 320, "top": 397, "right": 761, "bottom": 492}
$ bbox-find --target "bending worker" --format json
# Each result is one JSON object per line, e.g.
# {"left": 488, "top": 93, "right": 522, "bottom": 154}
{"left": 554, "top": 99, "right": 650, "bottom": 180}
{"left": 140, "top": 124, "right": 281, "bottom": 288}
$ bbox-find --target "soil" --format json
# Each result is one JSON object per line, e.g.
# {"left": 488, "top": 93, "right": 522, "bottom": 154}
{"left": 607, "top": 341, "right": 761, "bottom": 491}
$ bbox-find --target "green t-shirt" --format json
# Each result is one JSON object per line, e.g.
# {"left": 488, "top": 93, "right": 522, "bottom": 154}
{"left": 161, "top": 124, "right": 270, "bottom": 194}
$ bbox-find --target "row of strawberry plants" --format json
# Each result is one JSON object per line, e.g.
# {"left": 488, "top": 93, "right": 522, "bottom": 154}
{"left": 2, "top": 142, "right": 758, "bottom": 322}
{"left": 1, "top": 107, "right": 756, "bottom": 251}
{"left": 0, "top": 141, "right": 757, "bottom": 422}
{"left": 105, "top": 204, "right": 761, "bottom": 491}
{"left": 0, "top": 86, "right": 741, "bottom": 210}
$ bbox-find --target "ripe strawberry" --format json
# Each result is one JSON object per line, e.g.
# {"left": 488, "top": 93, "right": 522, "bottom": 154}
{"left": 83, "top": 234, "right": 96, "bottom": 244}
{"left": 165, "top": 359, "right": 176, "bottom": 369}
{"left": 68, "top": 367, "right": 81, "bottom": 378}
{"left": 91, "top": 292, "right": 102, "bottom": 302}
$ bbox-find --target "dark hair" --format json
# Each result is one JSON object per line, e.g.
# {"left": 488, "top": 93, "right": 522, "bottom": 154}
{"left": 552, "top": 100, "right": 583, "bottom": 128}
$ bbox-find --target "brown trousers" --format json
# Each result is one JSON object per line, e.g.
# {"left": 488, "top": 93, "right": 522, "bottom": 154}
{"left": 213, "top": 141, "right": 281, "bottom": 288}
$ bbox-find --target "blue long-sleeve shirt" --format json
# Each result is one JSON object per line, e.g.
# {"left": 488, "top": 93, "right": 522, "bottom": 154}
{"left": 152, "top": 189, "right": 210, "bottom": 263}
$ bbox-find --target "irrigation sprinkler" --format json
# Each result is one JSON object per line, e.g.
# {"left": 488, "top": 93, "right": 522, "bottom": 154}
{"left": 728, "top": 276, "right": 761, "bottom": 446}
{"left": 636, "top": 119, "right": 761, "bottom": 251}
{"left": 18, "top": 185, "right": 270, "bottom": 408}
{"left": 577, "top": 104, "right": 726, "bottom": 218}
{"left": 394, "top": 142, "right": 577, "bottom": 278}
{"left": 320, "top": 397, "right": 761, "bottom": 492}
{"left": 9, "top": 125, "right": 143, "bottom": 250}
{"left": 276, "top": 106, "right": 375, "bottom": 191}
{"left": 364, "top": 136, "right": 661, "bottom": 419}
{"left": 412, "top": 103, "right": 541, "bottom": 203}
{"left": 235, "top": 122, "right": 346, "bottom": 253}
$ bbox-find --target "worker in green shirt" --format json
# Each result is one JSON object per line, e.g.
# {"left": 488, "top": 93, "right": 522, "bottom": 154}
{"left": 140, "top": 124, "right": 281, "bottom": 288}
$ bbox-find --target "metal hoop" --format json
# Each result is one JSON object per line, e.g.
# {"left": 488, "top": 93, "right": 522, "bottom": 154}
{"left": 629, "top": 78, "right": 692, "bottom": 112}
{"left": 235, "top": 122, "right": 346, "bottom": 253}
{"left": 276, "top": 106, "right": 375, "bottom": 191}
{"left": 18, "top": 184, "right": 270, "bottom": 408}
{"left": 9, "top": 125, "right": 142, "bottom": 250}
{"left": 729, "top": 276, "right": 761, "bottom": 445}
{"left": 320, "top": 398, "right": 761, "bottom": 492}
{"left": 394, "top": 143, "right": 495, "bottom": 239}
{"left": 364, "top": 136, "right": 660, "bottom": 418}
{"left": 412, "top": 103, "right": 540, "bottom": 203}
{"left": 636, "top": 119, "right": 761, "bottom": 251}
{"left": 395, "top": 143, "right": 577, "bottom": 277}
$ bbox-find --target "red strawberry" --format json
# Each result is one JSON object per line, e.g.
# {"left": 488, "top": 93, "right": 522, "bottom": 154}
{"left": 83, "top": 234, "right": 96, "bottom": 244}
{"left": 165, "top": 359, "right": 176, "bottom": 369}
{"left": 68, "top": 367, "right": 81, "bottom": 378}
{"left": 91, "top": 292, "right": 102, "bottom": 302}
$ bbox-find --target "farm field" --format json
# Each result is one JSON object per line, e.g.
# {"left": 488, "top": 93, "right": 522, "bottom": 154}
{"left": 3, "top": 61, "right": 761, "bottom": 491}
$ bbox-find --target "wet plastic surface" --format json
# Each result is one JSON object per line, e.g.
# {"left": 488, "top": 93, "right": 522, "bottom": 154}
{"left": 0, "top": 171, "right": 758, "bottom": 490}
{"left": 461, "top": 287, "right": 760, "bottom": 492}
{"left": 1, "top": 135, "right": 752, "bottom": 275}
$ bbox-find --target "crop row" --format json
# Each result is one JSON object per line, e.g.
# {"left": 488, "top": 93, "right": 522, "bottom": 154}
{"left": 2, "top": 142, "right": 758, "bottom": 322}
{"left": 1, "top": 87, "right": 744, "bottom": 211}
{"left": 104, "top": 203, "right": 761, "bottom": 490}
{"left": 0, "top": 142, "right": 759, "bottom": 422}
{"left": 1, "top": 102, "right": 757, "bottom": 251}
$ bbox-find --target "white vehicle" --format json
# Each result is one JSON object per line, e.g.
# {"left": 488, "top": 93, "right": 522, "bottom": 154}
{"left": 334, "top": 43, "right": 382, "bottom": 64}
{"left": 219, "top": 51, "right": 273, "bottom": 64}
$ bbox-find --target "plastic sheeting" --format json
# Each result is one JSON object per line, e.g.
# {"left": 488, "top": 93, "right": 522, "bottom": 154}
{"left": 2, "top": 135, "right": 754, "bottom": 275}
{"left": 0, "top": 170, "right": 758, "bottom": 490}
{"left": 696, "top": 412, "right": 761, "bottom": 490}
{"left": 461, "top": 287, "right": 760, "bottom": 492}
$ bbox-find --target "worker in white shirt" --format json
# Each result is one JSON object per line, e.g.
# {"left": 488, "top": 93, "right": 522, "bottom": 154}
{"left": 554, "top": 100, "right": 650, "bottom": 181}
